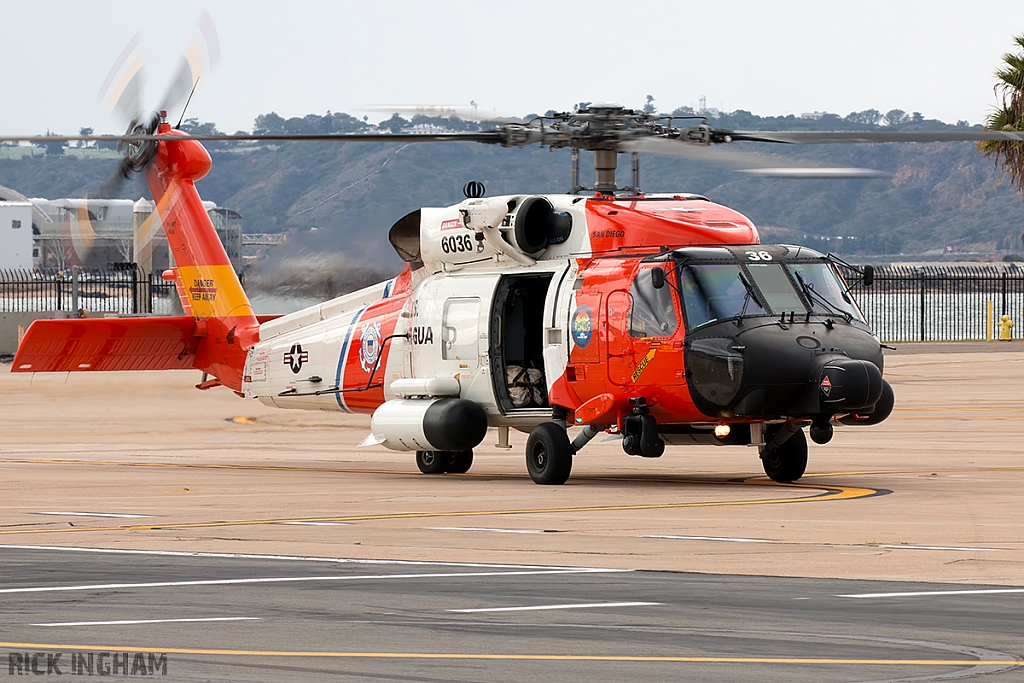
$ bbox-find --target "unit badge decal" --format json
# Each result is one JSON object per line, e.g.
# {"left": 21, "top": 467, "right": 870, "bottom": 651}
{"left": 358, "top": 321, "right": 383, "bottom": 374}
{"left": 820, "top": 375, "right": 832, "bottom": 396}
{"left": 572, "top": 305, "right": 593, "bottom": 349}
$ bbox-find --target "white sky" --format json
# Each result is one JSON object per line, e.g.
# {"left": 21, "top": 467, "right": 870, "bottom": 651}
{"left": 4, "top": 0, "right": 1024, "bottom": 135}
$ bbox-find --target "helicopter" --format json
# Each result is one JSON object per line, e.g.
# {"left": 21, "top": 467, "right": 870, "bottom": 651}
{"left": 6, "top": 103, "right": 1024, "bottom": 485}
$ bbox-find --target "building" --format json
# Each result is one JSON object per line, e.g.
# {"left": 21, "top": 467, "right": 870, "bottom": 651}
{"left": 0, "top": 201, "right": 34, "bottom": 269}
{"left": 0, "top": 186, "right": 243, "bottom": 273}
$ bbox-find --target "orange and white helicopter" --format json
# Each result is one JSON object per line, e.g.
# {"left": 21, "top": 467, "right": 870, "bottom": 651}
{"left": 7, "top": 104, "right": 1024, "bottom": 484}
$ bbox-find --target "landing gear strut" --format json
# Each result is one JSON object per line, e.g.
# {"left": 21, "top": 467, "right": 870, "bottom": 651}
{"left": 621, "top": 397, "right": 664, "bottom": 458}
{"left": 759, "top": 423, "right": 808, "bottom": 482}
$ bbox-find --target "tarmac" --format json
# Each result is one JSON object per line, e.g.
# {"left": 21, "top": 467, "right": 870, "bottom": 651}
{"left": 1, "top": 344, "right": 1022, "bottom": 681}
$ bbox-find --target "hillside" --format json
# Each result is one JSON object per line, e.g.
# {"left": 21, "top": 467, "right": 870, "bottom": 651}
{"left": 1, "top": 108, "right": 1022, "bottom": 269}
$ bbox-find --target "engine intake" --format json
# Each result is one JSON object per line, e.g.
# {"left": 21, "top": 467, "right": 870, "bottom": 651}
{"left": 513, "top": 197, "right": 572, "bottom": 256}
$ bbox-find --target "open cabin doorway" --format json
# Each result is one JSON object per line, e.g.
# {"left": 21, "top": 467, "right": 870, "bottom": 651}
{"left": 490, "top": 273, "right": 553, "bottom": 414}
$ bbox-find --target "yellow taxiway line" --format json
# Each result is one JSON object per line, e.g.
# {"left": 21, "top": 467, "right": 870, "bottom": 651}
{"left": 0, "top": 480, "right": 878, "bottom": 536}
{"left": 0, "top": 642, "right": 1017, "bottom": 666}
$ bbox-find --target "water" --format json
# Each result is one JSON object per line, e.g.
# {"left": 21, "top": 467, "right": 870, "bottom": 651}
{"left": 856, "top": 291, "right": 1024, "bottom": 342}
{"left": 3, "top": 290, "right": 1020, "bottom": 343}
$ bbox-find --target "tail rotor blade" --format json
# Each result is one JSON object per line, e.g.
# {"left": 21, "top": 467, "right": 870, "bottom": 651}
{"left": 98, "top": 32, "right": 147, "bottom": 125}
{"left": 158, "top": 51, "right": 200, "bottom": 115}
{"left": 159, "top": 12, "right": 220, "bottom": 118}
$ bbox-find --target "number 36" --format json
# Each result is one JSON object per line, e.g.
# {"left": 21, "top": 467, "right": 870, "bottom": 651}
{"left": 745, "top": 250, "right": 773, "bottom": 261}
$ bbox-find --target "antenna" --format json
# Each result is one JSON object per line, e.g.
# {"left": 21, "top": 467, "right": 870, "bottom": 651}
{"left": 175, "top": 77, "right": 201, "bottom": 130}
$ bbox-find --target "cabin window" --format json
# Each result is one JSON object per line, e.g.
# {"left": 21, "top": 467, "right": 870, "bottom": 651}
{"left": 441, "top": 297, "right": 480, "bottom": 361}
{"left": 629, "top": 268, "right": 678, "bottom": 338}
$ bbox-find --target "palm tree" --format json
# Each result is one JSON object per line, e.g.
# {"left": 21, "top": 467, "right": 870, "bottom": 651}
{"left": 979, "top": 34, "right": 1024, "bottom": 194}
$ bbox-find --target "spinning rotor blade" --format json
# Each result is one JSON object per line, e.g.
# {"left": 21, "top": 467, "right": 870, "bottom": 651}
{"left": 97, "top": 31, "right": 146, "bottom": 124}
{"left": 623, "top": 136, "right": 889, "bottom": 178}
{"left": 159, "top": 12, "right": 220, "bottom": 115}
{"left": 97, "top": 11, "right": 221, "bottom": 125}
{"left": 0, "top": 131, "right": 505, "bottom": 144}
{"left": 723, "top": 130, "right": 1024, "bottom": 144}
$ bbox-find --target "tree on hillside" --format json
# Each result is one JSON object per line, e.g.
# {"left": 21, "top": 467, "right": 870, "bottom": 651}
{"left": 884, "top": 109, "right": 908, "bottom": 127}
{"left": 979, "top": 32, "right": 1024, "bottom": 195}
{"left": 845, "top": 109, "right": 882, "bottom": 126}
{"left": 180, "top": 118, "right": 226, "bottom": 149}
{"left": 254, "top": 112, "right": 286, "bottom": 135}
{"left": 41, "top": 132, "right": 67, "bottom": 156}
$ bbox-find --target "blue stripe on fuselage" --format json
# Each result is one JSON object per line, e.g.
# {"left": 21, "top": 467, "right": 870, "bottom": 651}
{"left": 334, "top": 306, "right": 369, "bottom": 413}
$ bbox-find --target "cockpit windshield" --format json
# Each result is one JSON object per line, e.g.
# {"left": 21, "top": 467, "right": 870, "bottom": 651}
{"left": 788, "top": 262, "right": 865, "bottom": 322}
{"left": 745, "top": 263, "right": 806, "bottom": 314}
{"left": 679, "top": 264, "right": 766, "bottom": 328}
{"left": 676, "top": 251, "right": 866, "bottom": 330}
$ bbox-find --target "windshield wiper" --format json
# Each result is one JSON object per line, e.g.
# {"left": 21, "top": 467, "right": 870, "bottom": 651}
{"left": 795, "top": 272, "right": 852, "bottom": 322}
{"left": 733, "top": 271, "right": 759, "bottom": 324}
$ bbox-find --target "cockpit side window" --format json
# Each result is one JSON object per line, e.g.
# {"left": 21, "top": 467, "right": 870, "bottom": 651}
{"left": 629, "top": 268, "right": 678, "bottom": 338}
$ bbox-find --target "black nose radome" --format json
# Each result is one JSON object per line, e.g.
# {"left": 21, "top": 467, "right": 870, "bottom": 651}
{"left": 816, "top": 358, "right": 883, "bottom": 412}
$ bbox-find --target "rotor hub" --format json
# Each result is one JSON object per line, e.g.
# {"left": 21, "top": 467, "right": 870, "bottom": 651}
{"left": 117, "top": 112, "right": 160, "bottom": 178}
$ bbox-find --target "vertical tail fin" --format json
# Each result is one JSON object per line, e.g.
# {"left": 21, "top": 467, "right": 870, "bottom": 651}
{"left": 144, "top": 118, "right": 258, "bottom": 390}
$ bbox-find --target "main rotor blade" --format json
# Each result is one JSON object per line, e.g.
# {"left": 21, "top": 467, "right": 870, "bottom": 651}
{"left": 0, "top": 132, "right": 506, "bottom": 144}
{"left": 622, "top": 136, "right": 888, "bottom": 178}
{"left": 723, "top": 130, "right": 1024, "bottom": 144}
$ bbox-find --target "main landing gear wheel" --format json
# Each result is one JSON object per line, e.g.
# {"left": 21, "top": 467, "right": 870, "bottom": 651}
{"left": 526, "top": 422, "right": 572, "bottom": 485}
{"left": 759, "top": 425, "right": 808, "bottom": 483}
{"left": 416, "top": 450, "right": 447, "bottom": 474}
{"left": 445, "top": 450, "right": 474, "bottom": 474}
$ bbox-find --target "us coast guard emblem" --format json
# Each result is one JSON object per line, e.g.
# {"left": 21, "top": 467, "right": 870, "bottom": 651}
{"left": 358, "top": 321, "right": 383, "bottom": 373}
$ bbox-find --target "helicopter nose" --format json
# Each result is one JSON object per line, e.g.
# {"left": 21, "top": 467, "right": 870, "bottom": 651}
{"left": 685, "top": 320, "right": 886, "bottom": 420}
{"left": 815, "top": 357, "right": 883, "bottom": 412}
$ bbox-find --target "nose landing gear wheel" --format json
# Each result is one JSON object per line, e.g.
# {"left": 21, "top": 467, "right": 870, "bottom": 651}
{"left": 759, "top": 426, "right": 808, "bottom": 482}
{"left": 416, "top": 450, "right": 447, "bottom": 474}
{"left": 445, "top": 450, "right": 474, "bottom": 474}
{"left": 526, "top": 422, "right": 572, "bottom": 485}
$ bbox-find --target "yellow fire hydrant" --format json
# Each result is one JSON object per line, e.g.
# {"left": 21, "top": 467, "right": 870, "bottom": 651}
{"left": 999, "top": 314, "right": 1015, "bottom": 340}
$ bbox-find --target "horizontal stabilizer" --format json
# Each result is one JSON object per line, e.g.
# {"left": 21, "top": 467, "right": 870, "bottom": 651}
{"left": 12, "top": 316, "right": 199, "bottom": 373}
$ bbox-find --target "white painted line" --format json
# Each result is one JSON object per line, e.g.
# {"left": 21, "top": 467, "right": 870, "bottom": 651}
{"left": 873, "top": 544, "right": 1006, "bottom": 552}
{"left": 33, "top": 617, "right": 259, "bottom": 627}
{"left": 427, "top": 527, "right": 553, "bottom": 534}
{"left": 0, "top": 545, "right": 627, "bottom": 573}
{"left": 644, "top": 537, "right": 1006, "bottom": 552}
{"left": 34, "top": 512, "right": 152, "bottom": 519}
{"left": 0, "top": 569, "right": 620, "bottom": 595}
{"left": 644, "top": 535, "right": 775, "bottom": 544}
{"left": 449, "top": 601, "right": 661, "bottom": 613}
{"left": 839, "top": 588, "right": 1024, "bottom": 599}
